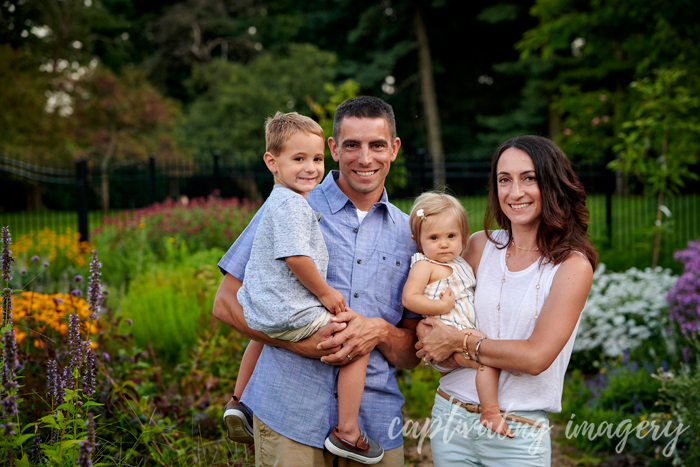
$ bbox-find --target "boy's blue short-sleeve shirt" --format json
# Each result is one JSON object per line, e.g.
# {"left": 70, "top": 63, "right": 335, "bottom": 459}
{"left": 237, "top": 185, "right": 328, "bottom": 333}
{"left": 218, "top": 171, "right": 417, "bottom": 450}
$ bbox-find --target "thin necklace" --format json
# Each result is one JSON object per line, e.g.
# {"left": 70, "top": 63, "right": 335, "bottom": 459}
{"left": 512, "top": 239, "right": 539, "bottom": 252}
{"left": 496, "top": 244, "right": 546, "bottom": 339}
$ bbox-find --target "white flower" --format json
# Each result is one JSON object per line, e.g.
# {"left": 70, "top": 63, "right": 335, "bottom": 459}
{"left": 416, "top": 208, "right": 426, "bottom": 220}
{"left": 575, "top": 264, "right": 678, "bottom": 357}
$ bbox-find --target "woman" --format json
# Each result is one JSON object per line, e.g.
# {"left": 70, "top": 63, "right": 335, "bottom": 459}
{"left": 416, "top": 135, "right": 597, "bottom": 466}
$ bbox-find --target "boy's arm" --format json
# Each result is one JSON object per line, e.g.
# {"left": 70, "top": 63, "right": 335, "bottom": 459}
{"left": 402, "top": 261, "right": 455, "bottom": 316}
{"left": 286, "top": 256, "right": 346, "bottom": 314}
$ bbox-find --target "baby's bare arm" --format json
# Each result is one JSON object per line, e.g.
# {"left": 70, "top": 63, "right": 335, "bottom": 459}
{"left": 402, "top": 261, "right": 455, "bottom": 316}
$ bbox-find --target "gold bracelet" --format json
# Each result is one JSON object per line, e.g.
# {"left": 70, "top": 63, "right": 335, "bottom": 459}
{"left": 461, "top": 332, "right": 473, "bottom": 360}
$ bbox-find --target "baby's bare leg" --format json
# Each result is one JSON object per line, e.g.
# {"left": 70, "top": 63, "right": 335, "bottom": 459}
{"left": 336, "top": 352, "right": 370, "bottom": 442}
{"left": 476, "top": 366, "right": 514, "bottom": 438}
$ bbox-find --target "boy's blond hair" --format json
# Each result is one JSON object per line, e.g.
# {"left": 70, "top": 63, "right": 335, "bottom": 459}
{"left": 265, "top": 112, "right": 324, "bottom": 155}
{"left": 409, "top": 191, "right": 470, "bottom": 254}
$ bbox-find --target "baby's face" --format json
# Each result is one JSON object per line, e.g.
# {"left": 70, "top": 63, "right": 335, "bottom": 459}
{"left": 269, "top": 132, "right": 325, "bottom": 197}
{"left": 419, "top": 211, "right": 463, "bottom": 262}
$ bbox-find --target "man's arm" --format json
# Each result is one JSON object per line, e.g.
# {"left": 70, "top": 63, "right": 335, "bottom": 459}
{"left": 212, "top": 273, "right": 345, "bottom": 359}
{"left": 317, "top": 310, "right": 421, "bottom": 369}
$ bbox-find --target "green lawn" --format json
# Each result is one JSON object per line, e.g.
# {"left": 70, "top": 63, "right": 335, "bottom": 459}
{"left": 3, "top": 194, "right": 698, "bottom": 272}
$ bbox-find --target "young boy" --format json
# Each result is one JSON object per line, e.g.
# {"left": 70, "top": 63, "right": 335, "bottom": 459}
{"left": 223, "top": 112, "right": 384, "bottom": 464}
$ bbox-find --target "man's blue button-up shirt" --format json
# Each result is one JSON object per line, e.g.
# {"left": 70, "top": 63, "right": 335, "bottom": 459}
{"left": 218, "top": 171, "right": 417, "bottom": 450}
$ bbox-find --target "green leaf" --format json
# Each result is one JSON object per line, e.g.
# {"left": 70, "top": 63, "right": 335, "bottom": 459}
{"left": 12, "top": 433, "right": 35, "bottom": 447}
{"left": 39, "top": 415, "right": 59, "bottom": 429}
{"left": 14, "top": 454, "right": 30, "bottom": 467}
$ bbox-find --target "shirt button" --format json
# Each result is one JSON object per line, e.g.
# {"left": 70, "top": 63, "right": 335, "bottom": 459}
{"left": 396, "top": 261, "right": 401, "bottom": 266}
{"left": 353, "top": 227, "right": 358, "bottom": 233}
{"left": 357, "top": 259, "right": 362, "bottom": 264}
{"left": 354, "top": 292, "right": 359, "bottom": 298}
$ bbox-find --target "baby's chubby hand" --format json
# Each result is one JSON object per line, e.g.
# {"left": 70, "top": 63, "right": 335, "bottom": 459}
{"left": 319, "top": 287, "right": 346, "bottom": 314}
{"left": 439, "top": 288, "right": 455, "bottom": 313}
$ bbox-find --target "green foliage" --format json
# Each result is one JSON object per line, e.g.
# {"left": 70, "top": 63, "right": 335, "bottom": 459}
{"left": 397, "top": 364, "right": 442, "bottom": 421}
{"left": 611, "top": 68, "right": 700, "bottom": 198}
{"left": 181, "top": 43, "right": 337, "bottom": 164}
{"left": 119, "top": 247, "right": 223, "bottom": 364}
{"left": 656, "top": 364, "right": 700, "bottom": 465}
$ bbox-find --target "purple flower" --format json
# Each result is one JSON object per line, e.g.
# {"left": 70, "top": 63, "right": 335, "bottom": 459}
{"left": 74, "top": 275, "right": 83, "bottom": 282}
{"left": 2, "top": 227, "right": 14, "bottom": 282}
{"left": 126, "top": 318, "right": 133, "bottom": 326}
{"left": 2, "top": 329, "right": 18, "bottom": 389}
{"left": 43, "top": 262, "right": 49, "bottom": 267}
{"left": 31, "top": 437, "right": 43, "bottom": 465}
{"left": 87, "top": 251, "right": 102, "bottom": 316}
{"left": 661, "top": 360, "right": 669, "bottom": 371}
{"left": 2, "top": 288, "right": 12, "bottom": 326}
{"left": 89, "top": 313, "right": 97, "bottom": 320}
{"left": 631, "top": 361, "right": 639, "bottom": 372}
{"left": 83, "top": 346, "right": 96, "bottom": 398}
{"left": 31, "top": 255, "right": 39, "bottom": 262}
{"left": 682, "top": 347, "right": 691, "bottom": 364}
{"left": 71, "top": 289, "right": 82, "bottom": 297}
{"left": 20, "top": 269, "right": 26, "bottom": 275}
{"left": 47, "top": 360, "right": 57, "bottom": 401}
{"left": 67, "top": 314, "right": 82, "bottom": 387}
{"left": 101, "top": 352, "right": 110, "bottom": 362}
{"left": 54, "top": 298, "right": 63, "bottom": 304}
{"left": 632, "top": 394, "right": 641, "bottom": 414}
{"left": 667, "top": 238, "right": 700, "bottom": 336}
{"left": 77, "top": 440, "right": 93, "bottom": 467}
{"left": 622, "top": 348, "right": 629, "bottom": 364}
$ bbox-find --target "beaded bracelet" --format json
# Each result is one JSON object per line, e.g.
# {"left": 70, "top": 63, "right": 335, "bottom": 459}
{"left": 461, "top": 332, "right": 473, "bottom": 360}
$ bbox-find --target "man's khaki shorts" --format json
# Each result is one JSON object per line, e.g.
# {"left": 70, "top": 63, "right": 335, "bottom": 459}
{"left": 253, "top": 414, "right": 404, "bottom": 467}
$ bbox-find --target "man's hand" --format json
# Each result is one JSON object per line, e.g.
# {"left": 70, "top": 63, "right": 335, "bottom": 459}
{"left": 317, "top": 307, "right": 385, "bottom": 365}
{"left": 289, "top": 319, "right": 346, "bottom": 359}
{"left": 318, "top": 287, "right": 346, "bottom": 315}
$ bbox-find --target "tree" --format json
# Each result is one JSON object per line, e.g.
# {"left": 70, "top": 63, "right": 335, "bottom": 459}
{"left": 69, "top": 67, "right": 183, "bottom": 212}
{"left": 610, "top": 68, "right": 700, "bottom": 268}
{"left": 180, "top": 43, "right": 336, "bottom": 199}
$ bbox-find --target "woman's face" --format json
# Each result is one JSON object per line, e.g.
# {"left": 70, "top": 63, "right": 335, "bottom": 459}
{"left": 496, "top": 147, "right": 542, "bottom": 230}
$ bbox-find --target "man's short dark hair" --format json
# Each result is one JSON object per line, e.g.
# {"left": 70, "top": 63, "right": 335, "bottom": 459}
{"left": 333, "top": 96, "right": 397, "bottom": 142}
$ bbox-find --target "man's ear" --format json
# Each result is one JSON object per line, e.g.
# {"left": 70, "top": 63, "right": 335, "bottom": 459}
{"left": 328, "top": 137, "right": 339, "bottom": 162}
{"left": 263, "top": 152, "right": 277, "bottom": 173}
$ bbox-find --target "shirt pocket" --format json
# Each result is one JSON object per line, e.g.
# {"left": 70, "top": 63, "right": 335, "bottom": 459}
{"left": 375, "top": 253, "right": 408, "bottom": 312}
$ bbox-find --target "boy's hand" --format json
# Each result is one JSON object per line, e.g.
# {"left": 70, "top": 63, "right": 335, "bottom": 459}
{"left": 319, "top": 287, "right": 346, "bottom": 314}
{"left": 439, "top": 288, "right": 455, "bottom": 314}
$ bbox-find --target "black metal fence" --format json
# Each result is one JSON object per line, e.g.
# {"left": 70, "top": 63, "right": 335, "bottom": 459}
{"left": 1, "top": 153, "right": 699, "bottom": 270}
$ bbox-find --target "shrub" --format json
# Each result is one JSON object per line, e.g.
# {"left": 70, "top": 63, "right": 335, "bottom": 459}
{"left": 575, "top": 264, "right": 677, "bottom": 359}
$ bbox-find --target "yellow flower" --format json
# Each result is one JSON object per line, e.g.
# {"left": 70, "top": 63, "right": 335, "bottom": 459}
{"left": 600, "top": 368, "right": 606, "bottom": 374}
{"left": 169, "top": 237, "right": 176, "bottom": 243}
{"left": 640, "top": 415, "right": 647, "bottom": 421}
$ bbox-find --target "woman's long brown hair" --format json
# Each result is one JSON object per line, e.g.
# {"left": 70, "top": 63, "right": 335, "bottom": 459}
{"left": 484, "top": 135, "right": 598, "bottom": 270}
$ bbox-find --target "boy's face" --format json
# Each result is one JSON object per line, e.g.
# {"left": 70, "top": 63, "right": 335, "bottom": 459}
{"left": 263, "top": 132, "right": 325, "bottom": 198}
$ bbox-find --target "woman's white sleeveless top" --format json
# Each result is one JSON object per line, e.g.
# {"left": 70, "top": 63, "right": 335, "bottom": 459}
{"left": 438, "top": 230, "right": 582, "bottom": 413}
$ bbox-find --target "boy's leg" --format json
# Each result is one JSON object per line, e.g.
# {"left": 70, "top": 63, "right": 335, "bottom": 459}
{"left": 336, "top": 353, "right": 370, "bottom": 441}
{"left": 324, "top": 353, "right": 384, "bottom": 464}
{"left": 224, "top": 340, "right": 264, "bottom": 443}
{"left": 475, "top": 366, "right": 514, "bottom": 438}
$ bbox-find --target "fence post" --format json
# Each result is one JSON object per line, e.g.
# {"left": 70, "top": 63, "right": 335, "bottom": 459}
{"left": 604, "top": 151, "right": 613, "bottom": 246}
{"left": 149, "top": 153, "right": 156, "bottom": 205}
{"left": 75, "top": 157, "right": 89, "bottom": 242}
{"left": 212, "top": 150, "right": 220, "bottom": 196}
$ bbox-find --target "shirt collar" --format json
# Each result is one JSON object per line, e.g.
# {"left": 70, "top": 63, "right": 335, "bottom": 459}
{"left": 320, "top": 171, "right": 395, "bottom": 223}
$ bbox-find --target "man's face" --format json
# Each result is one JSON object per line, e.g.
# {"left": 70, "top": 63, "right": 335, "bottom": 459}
{"left": 328, "top": 116, "right": 401, "bottom": 201}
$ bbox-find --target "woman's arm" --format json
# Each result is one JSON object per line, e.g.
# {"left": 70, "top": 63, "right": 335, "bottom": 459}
{"left": 402, "top": 261, "right": 455, "bottom": 316}
{"left": 416, "top": 252, "right": 593, "bottom": 375}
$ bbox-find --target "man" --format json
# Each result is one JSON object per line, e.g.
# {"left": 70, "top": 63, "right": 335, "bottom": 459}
{"left": 213, "top": 96, "right": 420, "bottom": 466}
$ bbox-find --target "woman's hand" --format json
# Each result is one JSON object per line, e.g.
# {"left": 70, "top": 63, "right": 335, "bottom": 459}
{"left": 416, "top": 318, "right": 486, "bottom": 364}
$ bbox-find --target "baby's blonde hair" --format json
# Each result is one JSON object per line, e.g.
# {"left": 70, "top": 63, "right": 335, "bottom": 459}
{"left": 265, "top": 111, "right": 324, "bottom": 155}
{"left": 409, "top": 191, "right": 470, "bottom": 254}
